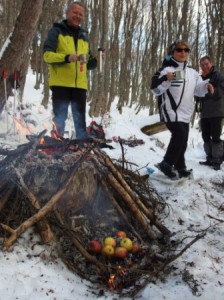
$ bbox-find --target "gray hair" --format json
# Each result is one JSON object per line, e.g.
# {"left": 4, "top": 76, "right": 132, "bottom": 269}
{"left": 66, "top": 2, "right": 85, "bottom": 13}
{"left": 200, "top": 55, "right": 212, "bottom": 64}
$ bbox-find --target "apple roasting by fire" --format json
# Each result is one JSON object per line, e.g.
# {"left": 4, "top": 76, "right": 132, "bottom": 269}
{"left": 87, "top": 232, "right": 141, "bottom": 260}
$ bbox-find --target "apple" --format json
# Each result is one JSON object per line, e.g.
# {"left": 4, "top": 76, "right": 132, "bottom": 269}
{"left": 120, "top": 238, "right": 133, "bottom": 251}
{"left": 131, "top": 242, "right": 140, "bottom": 254}
{"left": 114, "top": 246, "right": 128, "bottom": 259}
{"left": 101, "top": 244, "right": 115, "bottom": 257}
{"left": 104, "top": 236, "right": 116, "bottom": 247}
{"left": 115, "top": 231, "right": 127, "bottom": 238}
{"left": 88, "top": 240, "right": 102, "bottom": 254}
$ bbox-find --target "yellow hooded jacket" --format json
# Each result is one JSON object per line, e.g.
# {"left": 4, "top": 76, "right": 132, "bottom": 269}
{"left": 43, "top": 20, "right": 97, "bottom": 90}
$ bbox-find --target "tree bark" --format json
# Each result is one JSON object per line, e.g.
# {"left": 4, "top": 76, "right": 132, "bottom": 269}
{"left": 0, "top": 0, "right": 44, "bottom": 112}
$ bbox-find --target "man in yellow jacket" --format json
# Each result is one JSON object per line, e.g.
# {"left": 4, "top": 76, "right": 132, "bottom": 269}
{"left": 43, "top": 1, "right": 97, "bottom": 139}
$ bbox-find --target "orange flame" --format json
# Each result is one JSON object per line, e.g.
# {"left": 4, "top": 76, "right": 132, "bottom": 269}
{"left": 13, "top": 115, "right": 33, "bottom": 138}
{"left": 108, "top": 274, "right": 117, "bottom": 289}
{"left": 107, "top": 266, "right": 127, "bottom": 289}
{"left": 40, "top": 137, "right": 45, "bottom": 144}
{"left": 51, "top": 122, "right": 64, "bottom": 141}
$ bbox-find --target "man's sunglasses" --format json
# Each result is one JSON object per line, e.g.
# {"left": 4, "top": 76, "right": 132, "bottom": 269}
{"left": 175, "top": 48, "right": 190, "bottom": 53}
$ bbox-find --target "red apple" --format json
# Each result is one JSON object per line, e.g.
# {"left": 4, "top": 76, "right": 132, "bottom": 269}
{"left": 88, "top": 240, "right": 102, "bottom": 254}
{"left": 131, "top": 242, "right": 140, "bottom": 254}
{"left": 114, "top": 246, "right": 128, "bottom": 259}
{"left": 115, "top": 231, "right": 127, "bottom": 238}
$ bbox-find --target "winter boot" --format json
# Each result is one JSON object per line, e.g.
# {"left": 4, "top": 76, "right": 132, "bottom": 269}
{"left": 177, "top": 168, "right": 193, "bottom": 178}
{"left": 211, "top": 141, "right": 223, "bottom": 171}
{"left": 156, "top": 161, "right": 178, "bottom": 179}
{"left": 199, "top": 142, "right": 212, "bottom": 166}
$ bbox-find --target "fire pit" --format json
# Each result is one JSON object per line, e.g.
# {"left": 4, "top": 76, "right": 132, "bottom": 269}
{"left": 0, "top": 131, "right": 174, "bottom": 293}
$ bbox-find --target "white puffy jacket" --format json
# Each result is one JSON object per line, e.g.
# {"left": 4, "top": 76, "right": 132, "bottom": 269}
{"left": 151, "top": 59, "right": 209, "bottom": 123}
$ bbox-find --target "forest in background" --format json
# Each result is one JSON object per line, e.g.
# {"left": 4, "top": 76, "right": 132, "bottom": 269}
{"left": 0, "top": 0, "right": 224, "bottom": 117}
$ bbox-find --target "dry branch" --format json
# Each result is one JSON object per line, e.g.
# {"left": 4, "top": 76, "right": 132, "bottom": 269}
{"left": 98, "top": 173, "right": 143, "bottom": 242}
{"left": 107, "top": 172, "right": 157, "bottom": 240}
{"left": 94, "top": 149, "right": 171, "bottom": 236}
{"left": 1, "top": 186, "right": 67, "bottom": 251}
{"left": 131, "top": 232, "right": 207, "bottom": 297}
{"left": 68, "top": 233, "right": 107, "bottom": 272}
{"left": 91, "top": 155, "right": 155, "bottom": 239}
{"left": 14, "top": 168, "right": 53, "bottom": 243}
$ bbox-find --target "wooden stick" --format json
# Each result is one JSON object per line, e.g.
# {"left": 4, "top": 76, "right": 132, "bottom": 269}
{"left": 14, "top": 168, "right": 53, "bottom": 243}
{"left": 98, "top": 174, "right": 143, "bottom": 242}
{"left": 107, "top": 172, "right": 157, "bottom": 240}
{"left": 14, "top": 168, "right": 43, "bottom": 210}
{"left": 1, "top": 186, "right": 67, "bottom": 251}
{"left": 68, "top": 234, "right": 106, "bottom": 272}
{"left": 93, "top": 150, "right": 157, "bottom": 239}
{"left": 95, "top": 149, "right": 171, "bottom": 236}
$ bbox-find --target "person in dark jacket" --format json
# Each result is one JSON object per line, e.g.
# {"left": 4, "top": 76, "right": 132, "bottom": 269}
{"left": 43, "top": 2, "right": 97, "bottom": 139}
{"left": 151, "top": 40, "right": 214, "bottom": 179}
{"left": 197, "top": 55, "right": 224, "bottom": 170}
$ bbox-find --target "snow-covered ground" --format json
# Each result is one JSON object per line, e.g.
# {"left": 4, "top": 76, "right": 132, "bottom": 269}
{"left": 0, "top": 70, "right": 223, "bottom": 300}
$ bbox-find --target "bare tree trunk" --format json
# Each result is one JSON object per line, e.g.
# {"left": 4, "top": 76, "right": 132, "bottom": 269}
{"left": 107, "top": 0, "right": 123, "bottom": 110}
{"left": 0, "top": 0, "right": 24, "bottom": 49}
{"left": 40, "top": 0, "right": 68, "bottom": 108}
{"left": 0, "top": 0, "right": 44, "bottom": 113}
{"left": 89, "top": 0, "right": 109, "bottom": 117}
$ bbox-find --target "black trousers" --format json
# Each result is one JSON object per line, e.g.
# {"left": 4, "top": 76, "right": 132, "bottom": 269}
{"left": 164, "top": 122, "right": 190, "bottom": 170}
{"left": 201, "top": 117, "right": 223, "bottom": 144}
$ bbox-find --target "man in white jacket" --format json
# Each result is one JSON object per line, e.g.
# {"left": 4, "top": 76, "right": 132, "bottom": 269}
{"left": 151, "top": 40, "right": 214, "bottom": 179}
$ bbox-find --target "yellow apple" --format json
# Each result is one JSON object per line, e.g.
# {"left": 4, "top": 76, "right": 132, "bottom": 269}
{"left": 115, "top": 231, "right": 127, "bottom": 238}
{"left": 101, "top": 244, "right": 115, "bottom": 257}
{"left": 104, "top": 236, "right": 116, "bottom": 247}
{"left": 114, "top": 246, "right": 128, "bottom": 259}
{"left": 120, "top": 238, "right": 133, "bottom": 251}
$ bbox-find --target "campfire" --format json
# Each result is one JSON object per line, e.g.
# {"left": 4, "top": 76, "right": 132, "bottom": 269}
{"left": 0, "top": 129, "right": 192, "bottom": 295}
